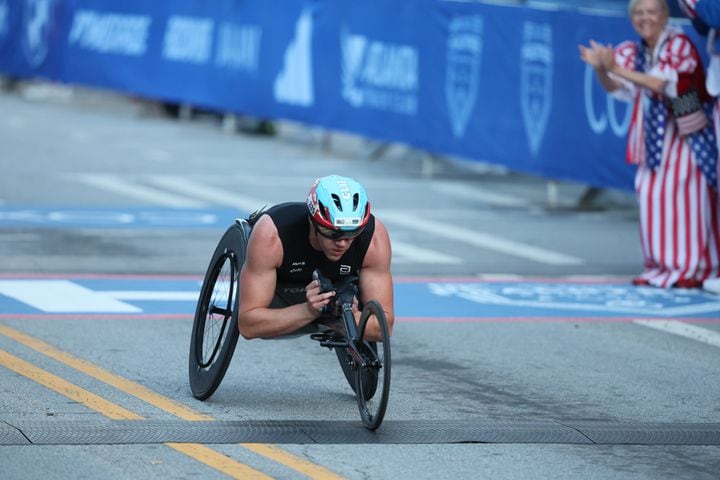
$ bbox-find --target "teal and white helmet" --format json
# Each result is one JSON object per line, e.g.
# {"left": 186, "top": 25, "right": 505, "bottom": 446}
{"left": 306, "top": 175, "right": 370, "bottom": 239}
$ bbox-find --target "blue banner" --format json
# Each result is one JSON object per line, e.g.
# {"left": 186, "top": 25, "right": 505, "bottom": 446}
{"left": 1, "top": 0, "right": 702, "bottom": 191}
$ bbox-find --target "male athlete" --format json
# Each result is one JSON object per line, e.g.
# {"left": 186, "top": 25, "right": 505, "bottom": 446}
{"left": 237, "top": 175, "right": 394, "bottom": 344}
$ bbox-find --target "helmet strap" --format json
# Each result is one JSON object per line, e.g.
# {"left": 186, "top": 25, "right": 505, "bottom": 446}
{"left": 308, "top": 217, "right": 320, "bottom": 239}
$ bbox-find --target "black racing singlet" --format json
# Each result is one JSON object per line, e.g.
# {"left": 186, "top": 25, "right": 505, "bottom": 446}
{"left": 262, "top": 202, "right": 375, "bottom": 306}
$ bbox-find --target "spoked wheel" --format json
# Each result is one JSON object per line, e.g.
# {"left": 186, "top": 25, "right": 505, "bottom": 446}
{"left": 189, "top": 222, "right": 248, "bottom": 400}
{"left": 355, "top": 300, "right": 391, "bottom": 430}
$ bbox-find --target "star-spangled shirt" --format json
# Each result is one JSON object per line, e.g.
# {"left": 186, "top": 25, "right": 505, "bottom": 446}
{"left": 616, "top": 29, "right": 718, "bottom": 189}
{"left": 634, "top": 40, "right": 671, "bottom": 171}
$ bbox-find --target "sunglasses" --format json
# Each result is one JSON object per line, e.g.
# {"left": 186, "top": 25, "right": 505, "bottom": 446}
{"left": 314, "top": 223, "right": 364, "bottom": 240}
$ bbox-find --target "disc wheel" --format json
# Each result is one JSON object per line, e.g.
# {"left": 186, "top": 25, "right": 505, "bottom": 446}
{"left": 355, "top": 300, "right": 391, "bottom": 430}
{"left": 188, "top": 223, "right": 247, "bottom": 400}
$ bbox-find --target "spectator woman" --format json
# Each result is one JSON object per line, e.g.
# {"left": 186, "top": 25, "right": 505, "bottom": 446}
{"left": 678, "top": 0, "right": 720, "bottom": 294}
{"left": 579, "top": 0, "right": 720, "bottom": 288}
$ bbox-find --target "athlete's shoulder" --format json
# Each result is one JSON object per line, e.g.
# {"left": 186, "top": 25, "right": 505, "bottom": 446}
{"left": 250, "top": 214, "right": 280, "bottom": 241}
{"left": 363, "top": 217, "right": 391, "bottom": 267}
{"left": 266, "top": 202, "right": 305, "bottom": 214}
{"left": 247, "top": 214, "right": 283, "bottom": 268}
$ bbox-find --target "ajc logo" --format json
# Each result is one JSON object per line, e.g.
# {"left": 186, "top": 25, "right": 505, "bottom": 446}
{"left": 22, "top": 0, "right": 55, "bottom": 68}
{"left": 583, "top": 64, "right": 630, "bottom": 137}
{"left": 340, "top": 28, "right": 418, "bottom": 114}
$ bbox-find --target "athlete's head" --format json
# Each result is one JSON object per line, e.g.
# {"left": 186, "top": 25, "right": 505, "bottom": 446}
{"left": 306, "top": 175, "right": 370, "bottom": 241}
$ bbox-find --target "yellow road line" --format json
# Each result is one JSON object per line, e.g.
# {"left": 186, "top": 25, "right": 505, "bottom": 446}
{"left": 241, "top": 444, "right": 346, "bottom": 480}
{"left": 0, "top": 324, "right": 211, "bottom": 421}
{"left": 168, "top": 443, "right": 272, "bottom": 480}
{"left": 0, "top": 349, "right": 142, "bottom": 420}
{"left": 0, "top": 324, "right": 345, "bottom": 479}
{"left": 0, "top": 346, "right": 271, "bottom": 480}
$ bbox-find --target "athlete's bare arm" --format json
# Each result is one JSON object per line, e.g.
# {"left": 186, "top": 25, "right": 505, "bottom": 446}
{"left": 237, "top": 215, "right": 335, "bottom": 340}
{"left": 358, "top": 218, "right": 394, "bottom": 340}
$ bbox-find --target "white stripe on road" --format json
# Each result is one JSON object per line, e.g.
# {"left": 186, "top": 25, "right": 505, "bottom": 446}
{"left": 634, "top": 319, "right": 720, "bottom": 349}
{"left": 104, "top": 291, "right": 200, "bottom": 301}
{"left": 0, "top": 280, "right": 141, "bottom": 313}
{"left": 136, "top": 177, "right": 461, "bottom": 264}
{"left": 75, "top": 174, "right": 582, "bottom": 265}
{"left": 391, "top": 241, "right": 462, "bottom": 264}
{"left": 147, "top": 176, "right": 266, "bottom": 212}
{"left": 75, "top": 174, "right": 208, "bottom": 208}
{"left": 379, "top": 210, "right": 584, "bottom": 266}
{"left": 431, "top": 182, "right": 530, "bottom": 208}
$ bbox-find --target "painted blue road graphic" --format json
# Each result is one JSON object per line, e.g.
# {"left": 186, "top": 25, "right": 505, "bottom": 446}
{"left": 0, "top": 207, "right": 245, "bottom": 229}
{"left": 1, "top": 277, "right": 719, "bottom": 319}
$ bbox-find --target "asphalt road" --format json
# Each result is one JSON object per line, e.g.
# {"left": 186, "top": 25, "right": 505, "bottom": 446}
{"left": 0, "top": 84, "right": 719, "bottom": 480}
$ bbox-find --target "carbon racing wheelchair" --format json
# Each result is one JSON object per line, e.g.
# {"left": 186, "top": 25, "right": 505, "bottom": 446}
{"left": 188, "top": 219, "right": 391, "bottom": 430}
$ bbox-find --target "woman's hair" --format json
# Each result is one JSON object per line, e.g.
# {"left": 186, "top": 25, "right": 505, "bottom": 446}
{"left": 628, "top": 0, "right": 669, "bottom": 16}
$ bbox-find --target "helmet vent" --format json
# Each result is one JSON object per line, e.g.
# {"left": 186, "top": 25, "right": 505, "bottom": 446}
{"left": 353, "top": 193, "right": 360, "bottom": 210}
{"left": 331, "top": 194, "right": 343, "bottom": 210}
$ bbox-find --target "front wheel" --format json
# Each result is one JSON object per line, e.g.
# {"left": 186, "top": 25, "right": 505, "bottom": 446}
{"left": 355, "top": 300, "right": 391, "bottom": 430}
{"left": 188, "top": 222, "right": 248, "bottom": 400}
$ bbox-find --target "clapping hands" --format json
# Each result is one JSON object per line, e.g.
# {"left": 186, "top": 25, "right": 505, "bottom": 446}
{"left": 579, "top": 40, "right": 615, "bottom": 71}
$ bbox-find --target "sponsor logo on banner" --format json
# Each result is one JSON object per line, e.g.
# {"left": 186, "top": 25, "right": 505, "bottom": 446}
{"left": 0, "top": 0, "right": 9, "bottom": 44}
{"left": 163, "top": 16, "right": 214, "bottom": 64}
{"left": 22, "top": 0, "right": 56, "bottom": 68}
{"left": 341, "top": 29, "right": 418, "bottom": 115}
{"left": 68, "top": 10, "right": 151, "bottom": 56}
{"left": 274, "top": 8, "right": 314, "bottom": 107}
{"left": 445, "top": 15, "right": 483, "bottom": 139}
{"left": 215, "top": 23, "right": 261, "bottom": 72}
{"left": 584, "top": 64, "right": 630, "bottom": 137}
{"left": 520, "top": 22, "right": 553, "bottom": 157}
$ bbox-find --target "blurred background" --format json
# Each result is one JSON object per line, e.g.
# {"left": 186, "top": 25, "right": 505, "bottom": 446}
{"left": 0, "top": 0, "right": 693, "bottom": 199}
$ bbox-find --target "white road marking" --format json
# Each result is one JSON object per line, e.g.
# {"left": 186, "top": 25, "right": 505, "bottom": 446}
{"left": 74, "top": 174, "right": 208, "bottom": 208}
{"left": 0, "top": 280, "right": 141, "bottom": 313}
{"left": 143, "top": 149, "right": 173, "bottom": 163}
{"left": 147, "top": 177, "right": 459, "bottom": 264}
{"left": 391, "top": 242, "right": 462, "bottom": 264}
{"left": 146, "top": 176, "right": 266, "bottom": 212}
{"left": 431, "top": 181, "right": 530, "bottom": 208}
{"left": 633, "top": 320, "right": 720, "bottom": 349}
{"left": 104, "top": 291, "right": 199, "bottom": 301}
{"left": 72, "top": 174, "right": 582, "bottom": 265}
{"left": 379, "top": 210, "right": 584, "bottom": 266}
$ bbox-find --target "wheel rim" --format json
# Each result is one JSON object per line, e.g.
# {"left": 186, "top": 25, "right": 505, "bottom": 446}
{"left": 197, "top": 252, "right": 236, "bottom": 369}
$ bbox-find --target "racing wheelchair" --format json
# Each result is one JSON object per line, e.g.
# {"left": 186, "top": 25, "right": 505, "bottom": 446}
{"left": 188, "top": 219, "right": 391, "bottom": 430}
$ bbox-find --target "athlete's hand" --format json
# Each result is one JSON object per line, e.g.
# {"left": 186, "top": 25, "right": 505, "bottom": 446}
{"left": 305, "top": 279, "right": 335, "bottom": 317}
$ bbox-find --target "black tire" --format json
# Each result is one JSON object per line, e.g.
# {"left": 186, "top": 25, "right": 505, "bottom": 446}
{"left": 335, "top": 342, "right": 378, "bottom": 400}
{"left": 355, "top": 300, "right": 391, "bottom": 430}
{"left": 189, "top": 222, "right": 248, "bottom": 400}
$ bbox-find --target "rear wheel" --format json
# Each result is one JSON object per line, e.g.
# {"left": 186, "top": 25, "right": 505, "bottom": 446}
{"left": 355, "top": 300, "right": 391, "bottom": 430}
{"left": 188, "top": 222, "right": 248, "bottom": 400}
